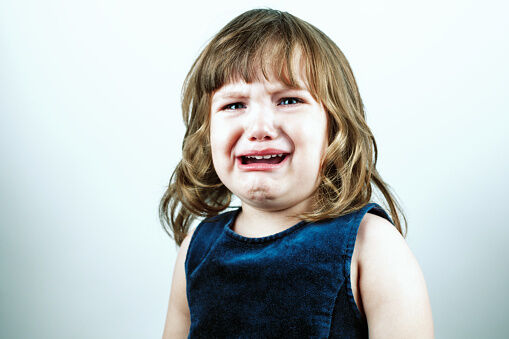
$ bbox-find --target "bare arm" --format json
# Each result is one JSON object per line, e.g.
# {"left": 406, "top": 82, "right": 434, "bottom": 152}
{"left": 162, "top": 227, "right": 195, "bottom": 339}
{"left": 358, "top": 213, "right": 435, "bottom": 339}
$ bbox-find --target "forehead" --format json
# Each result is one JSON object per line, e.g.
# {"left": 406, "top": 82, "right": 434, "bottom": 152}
{"left": 211, "top": 42, "right": 313, "bottom": 91}
{"left": 211, "top": 59, "right": 311, "bottom": 98}
{"left": 213, "top": 77, "right": 307, "bottom": 97}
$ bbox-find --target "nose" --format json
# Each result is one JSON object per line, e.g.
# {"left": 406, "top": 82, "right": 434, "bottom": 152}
{"left": 246, "top": 105, "right": 278, "bottom": 141}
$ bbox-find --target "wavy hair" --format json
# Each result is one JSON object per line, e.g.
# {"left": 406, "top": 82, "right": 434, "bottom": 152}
{"left": 160, "top": 8, "right": 407, "bottom": 246}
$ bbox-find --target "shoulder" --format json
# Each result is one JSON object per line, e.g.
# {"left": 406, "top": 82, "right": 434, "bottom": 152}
{"left": 181, "top": 226, "right": 197, "bottom": 253}
{"left": 162, "top": 227, "right": 196, "bottom": 338}
{"left": 356, "top": 212, "right": 435, "bottom": 338}
{"left": 170, "top": 226, "right": 197, "bottom": 301}
{"left": 357, "top": 211, "right": 404, "bottom": 258}
{"left": 179, "top": 226, "right": 197, "bottom": 270}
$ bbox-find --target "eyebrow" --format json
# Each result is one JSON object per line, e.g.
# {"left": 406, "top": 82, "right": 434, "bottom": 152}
{"left": 214, "top": 92, "right": 250, "bottom": 100}
{"left": 213, "top": 87, "right": 308, "bottom": 101}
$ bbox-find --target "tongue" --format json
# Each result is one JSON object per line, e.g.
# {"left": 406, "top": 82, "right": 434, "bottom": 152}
{"left": 244, "top": 156, "right": 284, "bottom": 164}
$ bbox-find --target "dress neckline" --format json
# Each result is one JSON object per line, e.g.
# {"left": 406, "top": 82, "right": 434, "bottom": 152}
{"left": 223, "top": 207, "right": 309, "bottom": 244}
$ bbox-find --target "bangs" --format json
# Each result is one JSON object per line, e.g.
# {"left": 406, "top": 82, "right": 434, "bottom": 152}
{"left": 198, "top": 11, "right": 319, "bottom": 97}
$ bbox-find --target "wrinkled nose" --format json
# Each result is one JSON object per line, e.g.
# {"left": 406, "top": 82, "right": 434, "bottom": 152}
{"left": 246, "top": 107, "right": 277, "bottom": 141}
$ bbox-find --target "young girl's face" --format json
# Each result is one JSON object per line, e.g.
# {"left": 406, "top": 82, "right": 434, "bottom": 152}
{"left": 209, "top": 70, "right": 328, "bottom": 213}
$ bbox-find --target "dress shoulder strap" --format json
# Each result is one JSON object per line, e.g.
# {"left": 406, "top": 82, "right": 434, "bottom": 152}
{"left": 343, "top": 202, "right": 393, "bottom": 258}
{"left": 365, "top": 202, "right": 394, "bottom": 224}
{"left": 184, "top": 210, "right": 236, "bottom": 278}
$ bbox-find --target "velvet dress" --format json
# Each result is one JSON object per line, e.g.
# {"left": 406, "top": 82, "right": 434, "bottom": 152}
{"left": 185, "top": 202, "right": 393, "bottom": 338}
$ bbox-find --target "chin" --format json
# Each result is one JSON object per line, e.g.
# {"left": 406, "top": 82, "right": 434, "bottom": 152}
{"left": 232, "top": 185, "right": 282, "bottom": 207}
{"left": 240, "top": 191, "right": 302, "bottom": 212}
{"left": 244, "top": 188, "right": 277, "bottom": 202}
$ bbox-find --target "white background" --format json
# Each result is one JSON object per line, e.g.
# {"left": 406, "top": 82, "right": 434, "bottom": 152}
{"left": 1, "top": 0, "right": 508, "bottom": 338}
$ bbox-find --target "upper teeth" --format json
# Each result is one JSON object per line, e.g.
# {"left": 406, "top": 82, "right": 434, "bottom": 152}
{"left": 245, "top": 154, "right": 284, "bottom": 159}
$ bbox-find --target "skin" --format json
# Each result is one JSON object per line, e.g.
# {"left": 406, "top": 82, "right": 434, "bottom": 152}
{"left": 162, "top": 227, "right": 193, "bottom": 339}
{"left": 208, "top": 73, "right": 329, "bottom": 236}
{"left": 353, "top": 213, "right": 435, "bottom": 338}
{"left": 162, "top": 70, "right": 434, "bottom": 338}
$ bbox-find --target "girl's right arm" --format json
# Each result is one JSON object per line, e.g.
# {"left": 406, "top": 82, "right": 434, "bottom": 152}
{"left": 162, "top": 227, "right": 196, "bottom": 339}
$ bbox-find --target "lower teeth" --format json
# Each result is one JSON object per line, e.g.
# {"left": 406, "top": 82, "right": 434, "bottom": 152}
{"left": 242, "top": 155, "right": 286, "bottom": 165}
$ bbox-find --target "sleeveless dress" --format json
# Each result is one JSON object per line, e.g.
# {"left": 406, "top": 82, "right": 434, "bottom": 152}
{"left": 185, "top": 202, "right": 393, "bottom": 338}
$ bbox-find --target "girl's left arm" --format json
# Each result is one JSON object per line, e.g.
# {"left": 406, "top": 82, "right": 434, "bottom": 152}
{"left": 357, "top": 213, "right": 435, "bottom": 339}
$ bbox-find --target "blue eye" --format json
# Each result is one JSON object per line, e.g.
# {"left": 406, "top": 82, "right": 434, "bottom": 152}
{"left": 279, "top": 97, "right": 302, "bottom": 105}
{"left": 224, "top": 102, "right": 246, "bottom": 110}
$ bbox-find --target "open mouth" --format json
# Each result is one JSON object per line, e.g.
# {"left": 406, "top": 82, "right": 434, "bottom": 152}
{"left": 240, "top": 154, "right": 288, "bottom": 165}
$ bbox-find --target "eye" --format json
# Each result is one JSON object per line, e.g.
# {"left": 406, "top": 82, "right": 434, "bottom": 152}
{"left": 223, "top": 102, "right": 246, "bottom": 110}
{"left": 278, "top": 97, "right": 303, "bottom": 106}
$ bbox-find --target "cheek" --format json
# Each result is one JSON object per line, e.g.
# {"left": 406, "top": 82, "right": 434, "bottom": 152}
{"left": 209, "top": 121, "right": 226, "bottom": 173}
{"left": 292, "top": 115, "right": 328, "bottom": 172}
{"left": 210, "top": 118, "right": 242, "bottom": 161}
{"left": 295, "top": 116, "right": 327, "bottom": 151}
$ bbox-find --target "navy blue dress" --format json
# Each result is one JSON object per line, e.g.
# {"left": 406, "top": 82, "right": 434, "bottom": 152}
{"left": 185, "top": 202, "right": 393, "bottom": 338}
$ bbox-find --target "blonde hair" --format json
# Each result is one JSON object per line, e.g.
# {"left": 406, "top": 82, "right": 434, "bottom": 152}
{"left": 160, "top": 8, "right": 407, "bottom": 246}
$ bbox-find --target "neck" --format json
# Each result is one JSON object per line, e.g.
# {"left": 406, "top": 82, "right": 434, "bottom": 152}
{"left": 233, "top": 199, "right": 312, "bottom": 238}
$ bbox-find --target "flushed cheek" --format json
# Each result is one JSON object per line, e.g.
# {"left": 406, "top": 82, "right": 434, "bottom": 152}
{"left": 293, "top": 123, "right": 323, "bottom": 150}
{"left": 210, "top": 120, "right": 243, "bottom": 169}
{"left": 292, "top": 128, "right": 326, "bottom": 172}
